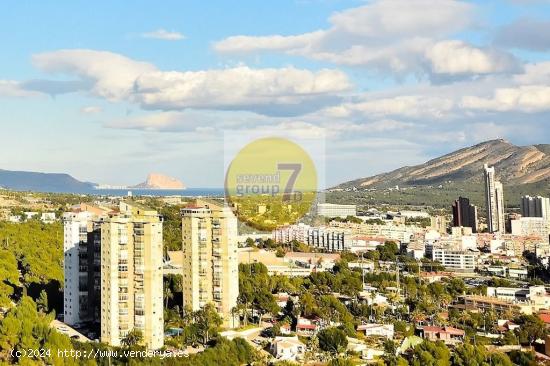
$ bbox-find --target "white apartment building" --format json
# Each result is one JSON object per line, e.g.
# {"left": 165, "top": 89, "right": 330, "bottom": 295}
{"left": 317, "top": 203, "right": 357, "bottom": 217}
{"left": 431, "top": 216, "right": 448, "bottom": 234}
{"left": 486, "top": 286, "right": 546, "bottom": 303}
{"left": 521, "top": 195, "right": 550, "bottom": 221}
{"left": 63, "top": 211, "right": 97, "bottom": 326}
{"left": 307, "top": 227, "right": 350, "bottom": 251}
{"left": 181, "top": 202, "right": 239, "bottom": 328}
{"left": 511, "top": 217, "right": 549, "bottom": 242}
{"left": 432, "top": 248, "right": 478, "bottom": 271}
{"left": 100, "top": 204, "right": 164, "bottom": 350}
{"left": 451, "top": 226, "right": 473, "bottom": 237}
{"left": 483, "top": 164, "right": 505, "bottom": 234}
{"left": 399, "top": 210, "right": 430, "bottom": 219}
{"left": 272, "top": 223, "right": 310, "bottom": 244}
{"left": 329, "top": 221, "right": 420, "bottom": 244}
{"left": 272, "top": 223, "right": 351, "bottom": 252}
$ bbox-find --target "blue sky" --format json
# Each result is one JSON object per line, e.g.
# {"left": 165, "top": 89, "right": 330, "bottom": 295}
{"left": 1, "top": 0, "right": 550, "bottom": 187}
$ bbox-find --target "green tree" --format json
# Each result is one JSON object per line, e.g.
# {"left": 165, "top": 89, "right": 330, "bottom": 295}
{"left": 121, "top": 329, "right": 143, "bottom": 347}
{"left": 328, "top": 358, "right": 354, "bottom": 366}
{"left": 408, "top": 340, "right": 451, "bottom": 366}
{"left": 194, "top": 303, "right": 223, "bottom": 344}
{"left": 508, "top": 350, "right": 538, "bottom": 366}
{"left": 514, "top": 314, "right": 547, "bottom": 346}
{"left": 383, "top": 339, "right": 400, "bottom": 366}
{"left": 377, "top": 241, "right": 399, "bottom": 261}
{"left": 0, "top": 296, "right": 79, "bottom": 365}
{"left": 317, "top": 327, "right": 348, "bottom": 354}
{"left": 0, "top": 249, "right": 19, "bottom": 307}
{"left": 37, "top": 290, "right": 49, "bottom": 313}
{"left": 501, "top": 330, "right": 518, "bottom": 345}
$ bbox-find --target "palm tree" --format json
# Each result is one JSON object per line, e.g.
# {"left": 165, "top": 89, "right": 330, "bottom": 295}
{"left": 121, "top": 329, "right": 143, "bottom": 347}
{"left": 230, "top": 306, "right": 238, "bottom": 328}
{"left": 164, "top": 285, "right": 173, "bottom": 308}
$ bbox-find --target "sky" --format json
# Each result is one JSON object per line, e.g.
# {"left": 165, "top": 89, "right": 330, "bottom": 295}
{"left": 1, "top": 0, "right": 550, "bottom": 188}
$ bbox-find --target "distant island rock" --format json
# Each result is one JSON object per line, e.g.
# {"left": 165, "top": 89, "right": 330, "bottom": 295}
{"left": 131, "top": 173, "right": 186, "bottom": 190}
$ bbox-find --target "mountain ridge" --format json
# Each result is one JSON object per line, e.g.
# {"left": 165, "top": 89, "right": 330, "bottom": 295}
{"left": 334, "top": 139, "right": 550, "bottom": 189}
{"left": 0, "top": 169, "right": 95, "bottom": 193}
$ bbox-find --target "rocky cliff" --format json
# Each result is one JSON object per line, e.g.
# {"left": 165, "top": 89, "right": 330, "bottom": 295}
{"left": 132, "top": 173, "right": 186, "bottom": 189}
{"left": 335, "top": 139, "right": 550, "bottom": 189}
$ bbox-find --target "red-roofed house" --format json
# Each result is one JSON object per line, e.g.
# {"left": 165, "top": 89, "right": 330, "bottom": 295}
{"left": 418, "top": 326, "right": 465, "bottom": 345}
{"left": 296, "top": 317, "right": 322, "bottom": 335}
{"left": 539, "top": 313, "right": 550, "bottom": 328}
{"left": 496, "top": 319, "right": 520, "bottom": 333}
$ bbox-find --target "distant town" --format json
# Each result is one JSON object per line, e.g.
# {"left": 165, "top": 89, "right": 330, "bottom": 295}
{"left": 0, "top": 162, "right": 549, "bottom": 365}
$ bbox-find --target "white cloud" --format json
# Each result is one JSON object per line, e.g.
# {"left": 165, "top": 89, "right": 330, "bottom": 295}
{"left": 32, "top": 49, "right": 156, "bottom": 100}
{"left": 326, "top": 95, "right": 455, "bottom": 119}
{"left": 132, "top": 66, "right": 351, "bottom": 113}
{"left": 0, "top": 80, "right": 41, "bottom": 97}
{"left": 142, "top": 29, "right": 185, "bottom": 41}
{"left": 327, "top": 0, "right": 472, "bottom": 38}
{"left": 214, "top": 31, "right": 324, "bottom": 53}
{"left": 461, "top": 85, "right": 550, "bottom": 112}
{"left": 30, "top": 49, "right": 351, "bottom": 116}
{"left": 214, "top": 0, "right": 508, "bottom": 78}
{"left": 426, "top": 40, "right": 519, "bottom": 75}
{"left": 514, "top": 61, "right": 550, "bottom": 84}
{"left": 80, "top": 106, "right": 103, "bottom": 114}
{"left": 105, "top": 110, "right": 269, "bottom": 132}
{"left": 216, "top": 0, "right": 472, "bottom": 52}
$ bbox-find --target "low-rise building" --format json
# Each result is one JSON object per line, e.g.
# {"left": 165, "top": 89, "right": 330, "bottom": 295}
{"left": 357, "top": 323, "right": 394, "bottom": 339}
{"left": 40, "top": 212, "right": 56, "bottom": 223}
{"left": 296, "top": 317, "right": 323, "bottom": 335}
{"left": 7, "top": 215, "right": 21, "bottom": 223}
{"left": 419, "top": 272, "right": 453, "bottom": 283}
{"left": 348, "top": 261, "right": 375, "bottom": 273}
{"left": 23, "top": 211, "right": 38, "bottom": 220}
{"left": 270, "top": 336, "right": 305, "bottom": 362}
{"left": 481, "top": 265, "right": 528, "bottom": 280}
{"left": 486, "top": 286, "right": 546, "bottom": 303}
{"left": 461, "top": 295, "right": 532, "bottom": 315}
{"left": 317, "top": 203, "right": 357, "bottom": 217}
{"left": 432, "top": 248, "right": 478, "bottom": 271}
{"left": 417, "top": 326, "right": 465, "bottom": 345}
{"left": 496, "top": 320, "right": 520, "bottom": 333}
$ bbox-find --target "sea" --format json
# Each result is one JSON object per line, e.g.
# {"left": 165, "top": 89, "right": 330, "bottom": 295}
{"left": 90, "top": 188, "right": 224, "bottom": 197}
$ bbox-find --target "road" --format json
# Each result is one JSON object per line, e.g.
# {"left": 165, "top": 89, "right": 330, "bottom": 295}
{"left": 50, "top": 320, "right": 91, "bottom": 342}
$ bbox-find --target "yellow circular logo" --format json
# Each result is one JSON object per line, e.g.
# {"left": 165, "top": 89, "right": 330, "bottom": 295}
{"left": 225, "top": 137, "right": 317, "bottom": 231}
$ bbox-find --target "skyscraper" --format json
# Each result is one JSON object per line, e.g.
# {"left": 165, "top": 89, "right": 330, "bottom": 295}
{"left": 483, "top": 164, "right": 505, "bottom": 234}
{"left": 63, "top": 210, "right": 102, "bottom": 326}
{"left": 181, "top": 200, "right": 239, "bottom": 327}
{"left": 521, "top": 195, "right": 550, "bottom": 222}
{"left": 100, "top": 202, "right": 164, "bottom": 349}
{"left": 452, "top": 197, "right": 478, "bottom": 233}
